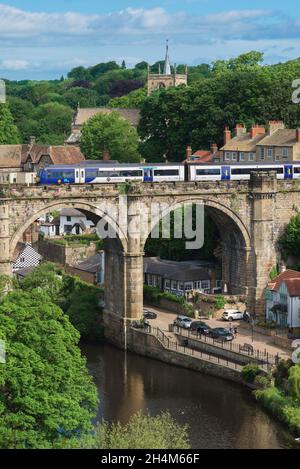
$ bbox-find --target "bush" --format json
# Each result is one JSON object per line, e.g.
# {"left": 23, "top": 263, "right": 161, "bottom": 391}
{"left": 241, "top": 363, "right": 261, "bottom": 383}
{"left": 214, "top": 295, "right": 226, "bottom": 310}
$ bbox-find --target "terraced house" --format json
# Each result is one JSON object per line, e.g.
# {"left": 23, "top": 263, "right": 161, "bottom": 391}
{"left": 221, "top": 121, "right": 300, "bottom": 163}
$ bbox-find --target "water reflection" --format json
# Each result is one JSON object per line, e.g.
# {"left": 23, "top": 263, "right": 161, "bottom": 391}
{"left": 81, "top": 343, "right": 293, "bottom": 449}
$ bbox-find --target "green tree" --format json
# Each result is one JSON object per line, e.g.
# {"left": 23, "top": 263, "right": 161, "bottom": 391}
{"left": 0, "top": 104, "right": 20, "bottom": 144}
{"left": 288, "top": 364, "right": 300, "bottom": 400}
{"left": 279, "top": 213, "right": 300, "bottom": 259}
{"left": 80, "top": 111, "right": 140, "bottom": 162}
{"left": 34, "top": 102, "right": 73, "bottom": 144}
{"left": 93, "top": 412, "right": 190, "bottom": 449}
{"left": 0, "top": 289, "right": 98, "bottom": 449}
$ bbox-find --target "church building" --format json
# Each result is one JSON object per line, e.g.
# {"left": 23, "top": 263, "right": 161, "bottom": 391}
{"left": 147, "top": 42, "right": 188, "bottom": 95}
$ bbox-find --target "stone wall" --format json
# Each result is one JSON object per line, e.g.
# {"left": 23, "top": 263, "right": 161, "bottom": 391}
{"left": 38, "top": 238, "right": 98, "bottom": 266}
{"left": 127, "top": 328, "right": 243, "bottom": 384}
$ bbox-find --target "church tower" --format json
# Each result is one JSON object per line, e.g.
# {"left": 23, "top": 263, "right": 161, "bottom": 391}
{"left": 147, "top": 41, "right": 188, "bottom": 95}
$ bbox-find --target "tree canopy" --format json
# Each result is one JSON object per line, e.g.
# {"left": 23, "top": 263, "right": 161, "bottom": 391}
{"left": 0, "top": 289, "right": 98, "bottom": 449}
{"left": 0, "top": 103, "right": 20, "bottom": 144}
{"left": 278, "top": 213, "right": 300, "bottom": 259}
{"left": 80, "top": 111, "right": 140, "bottom": 162}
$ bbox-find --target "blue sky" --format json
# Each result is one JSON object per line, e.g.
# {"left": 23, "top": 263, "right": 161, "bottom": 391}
{"left": 0, "top": 1, "right": 300, "bottom": 80}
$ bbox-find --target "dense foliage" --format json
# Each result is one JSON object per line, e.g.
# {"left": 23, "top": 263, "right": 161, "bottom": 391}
{"left": 0, "top": 103, "right": 20, "bottom": 144}
{"left": 2, "top": 52, "right": 300, "bottom": 155}
{"left": 278, "top": 213, "right": 300, "bottom": 259}
{"left": 0, "top": 289, "right": 98, "bottom": 448}
{"left": 80, "top": 111, "right": 140, "bottom": 162}
{"left": 93, "top": 411, "right": 190, "bottom": 449}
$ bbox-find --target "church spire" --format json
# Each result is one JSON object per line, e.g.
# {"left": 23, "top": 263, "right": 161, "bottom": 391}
{"left": 163, "top": 39, "right": 171, "bottom": 75}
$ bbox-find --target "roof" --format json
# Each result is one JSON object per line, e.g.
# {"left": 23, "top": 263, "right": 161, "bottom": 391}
{"left": 60, "top": 208, "right": 86, "bottom": 217}
{"left": 75, "top": 253, "right": 103, "bottom": 273}
{"left": 221, "top": 132, "right": 266, "bottom": 152}
{"left": 257, "top": 129, "right": 300, "bottom": 147}
{"left": 12, "top": 242, "right": 42, "bottom": 262}
{"left": 14, "top": 266, "right": 35, "bottom": 278}
{"left": 267, "top": 269, "right": 300, "bottom": 295}
{"left": 144, "top": 257, "right": 211, "bottom": 282}
{"left": 0, "top": 145, "right": 25, "bottom": 168}
{"left": 22, "top": 145, "right": 85, "bottom": 165}
{"left": 73, "top": 107, "right": 141, "bottom": 128}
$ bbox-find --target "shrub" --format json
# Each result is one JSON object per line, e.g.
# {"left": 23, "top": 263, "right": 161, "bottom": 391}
{"left": 241, "top": 363, "right": 261, "bottom": 383}
{"left": 214, "top": 295, "right": 226, "bottom": 310}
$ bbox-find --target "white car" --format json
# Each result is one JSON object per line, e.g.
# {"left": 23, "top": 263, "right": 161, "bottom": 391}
{"left": 222, "top": 310, "right": 244, "bottom": 321}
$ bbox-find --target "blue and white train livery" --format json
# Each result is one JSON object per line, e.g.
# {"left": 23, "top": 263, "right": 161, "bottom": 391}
{"left": 38, "top": 161, "right": 300, "bottom": 185}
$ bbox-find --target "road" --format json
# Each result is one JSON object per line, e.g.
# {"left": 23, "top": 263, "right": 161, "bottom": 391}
{"left": 144, "top": 305, "right": 290, "bottom": 360}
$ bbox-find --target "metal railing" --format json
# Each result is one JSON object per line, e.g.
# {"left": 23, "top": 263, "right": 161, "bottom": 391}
{"left": 173, "top": 325, "right": 279, "bottom": 367}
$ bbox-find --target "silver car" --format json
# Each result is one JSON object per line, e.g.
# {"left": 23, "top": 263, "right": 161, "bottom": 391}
{"left": 174, "top": 315, "right": 193, "bottom": 329}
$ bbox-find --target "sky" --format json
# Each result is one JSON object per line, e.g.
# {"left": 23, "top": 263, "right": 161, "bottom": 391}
{"left": 0, "top": 1, "right": 300, "bottom": 80}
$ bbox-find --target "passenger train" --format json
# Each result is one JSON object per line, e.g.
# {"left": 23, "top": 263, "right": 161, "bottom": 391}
{"left": 38, "top": 161, "right": 299, "bottom": 185}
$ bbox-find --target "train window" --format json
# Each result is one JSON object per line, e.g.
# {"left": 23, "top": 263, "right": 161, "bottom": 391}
{"left": 261, "top": 167, "right": 284, "bottom": 174}
{"left": 50, "top": 171, "right": 74, "bottom": 179}
{"left": 231, "top": 168, "right": 252, "bottom": 175}
{"left": 120, "top": 170, "right": 143, "bottom": 177}
{"left": 86, "top": 168, "right": 98, "bottom": 178}
{"left": 153, "top": 169, "right": 179, "bottom": 176}
{"left": 294, "top": 167, "right": 300, "bottom": 174}
{"left": 196, "top": 169, "right": 220, "bottom": 176}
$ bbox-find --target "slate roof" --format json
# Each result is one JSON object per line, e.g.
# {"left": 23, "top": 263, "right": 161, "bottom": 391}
{"left": 22, "top": 145, "right": 85, "bottom": 165}
{"left": 74, "top": 253, "right": 103, "bottom": 274}
{"left": 220, "top": 133, "right": 266, "bottom": 152}
{"left": 0, "top": 145, "right": 25, "bottom": 168}
{"left": 257, "top": 129, "right": 300, "bottom": 147}
{"left": 73, "top": 107, "right": 141, "bottom": 128}
{"left": 144, "top": 257, "right": 211, "bottom": 282}
{"left": 60, "top": 208, "right": 86, "bottom": 217}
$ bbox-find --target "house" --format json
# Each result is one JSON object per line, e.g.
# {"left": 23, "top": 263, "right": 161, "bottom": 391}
{"left": 22, "top": 143, "right": 85, "bottom": 173}
{"left": 59, "top": 209, "right": 95, "bottom": 235}
{"left": 65, "top": 252, "right": 104, "bottom": 286}
{"left": 39, "top": 215, "right": 60, "bottom": 237}
{"left": 66, "top": 106, "right": 141, "bottom": 145}
{"left": 144, "top": 257, "right": 222, "bottom": 296}
{"left": 12, "top": 243, "right": 42, "bottom": 272}
{"left": 183, "top": 145, "right": 221, "bottom": 164}
{"left": 266, "top": 269, "right": 300, "bottom": 329}
{"left": 0, "top": 145, "right": 25, "bottom": 173}
{"left": 220, "top": 121, "right": 300, "bottom": 163}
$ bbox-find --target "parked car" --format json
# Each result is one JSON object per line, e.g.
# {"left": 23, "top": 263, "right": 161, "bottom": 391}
{"left": 209, "top": 327, "right": 234, "bottom": 342}
{"left": 173, "top": 315, "right": 193, "bottom": 329}
{"left": 143, "top": 310, "right": 157, "bottom": 320}
{"left": 190, "top": 321, "right": 211, "bottom": 335}
{"left": 222, "top": 310, "right": 244, "bottom": 321}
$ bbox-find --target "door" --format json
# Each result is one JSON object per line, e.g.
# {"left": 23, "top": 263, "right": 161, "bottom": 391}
{"left": 143, "top": 168, "right": 153, "bottom": 182}
{"left": 221, "top": 166, "right": 231, "bottom": 180}
{"left": 284, "top": 165, "right": 293, "bottom": 180}
{"left": 79, "top": 168, "right": 85, "bottom": 183}
{"left": 75, "top": 168, "right": 80, "bottom": 184}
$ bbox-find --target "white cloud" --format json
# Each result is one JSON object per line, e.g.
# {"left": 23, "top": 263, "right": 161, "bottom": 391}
{"left": 0, "top": 59, "right": 29, "bottom": 70}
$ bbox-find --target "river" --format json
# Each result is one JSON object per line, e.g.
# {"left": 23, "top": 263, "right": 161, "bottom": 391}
{"left": 81, "top": 342, "right": 295, "bottom": 449}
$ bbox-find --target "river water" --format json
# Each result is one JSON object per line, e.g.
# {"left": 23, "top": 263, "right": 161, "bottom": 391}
{"left": 81, "top": 343, "right": 295, "bottom": 449}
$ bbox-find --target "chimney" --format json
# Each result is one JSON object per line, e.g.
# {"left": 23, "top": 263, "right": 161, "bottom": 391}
{"left": 224, "top": 126, "right": 231, "bottom": 145}
{"left": 103, "top": 149, "right": 110, "bottom": 161}
{"left": 250, "top": 125, "right": 266, "bottom": 139}
{"left": 296, "top": 129, "right": 300, "bottom": 143}
{"left": 235, "top": 124, "right": 246, "bottom": 137}
{"left": 210, "top": 143, "right": 218, "bottom": 154}
{"left": 268, "top": 120, "right": 285, "bottom": 135}
{"left": 29, "top": 136, "right": 36, "bottom": 146}
{"left": 186, "top": 145, "right": 193, "bottom": 159}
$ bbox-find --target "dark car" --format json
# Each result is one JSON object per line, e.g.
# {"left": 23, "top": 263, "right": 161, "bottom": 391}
{"left": 143, "top": 310, "right": 157, "bottom": 320}
{"left": 190, "top": 321, "right": 211, "bottom": 335}
{"left": 209, "top": 327, "right": 234, "bottom": 342}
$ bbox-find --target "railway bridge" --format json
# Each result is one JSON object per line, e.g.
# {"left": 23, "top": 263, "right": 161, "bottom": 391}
{"left": 0, "top": 172, "right": 299, "bottom": 348}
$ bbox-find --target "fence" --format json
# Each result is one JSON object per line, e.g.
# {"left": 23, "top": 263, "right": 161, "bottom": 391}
{"left": 173, "top": 325, "right": 279, "bottom": 368}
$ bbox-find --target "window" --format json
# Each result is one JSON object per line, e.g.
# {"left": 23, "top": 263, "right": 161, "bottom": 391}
{"left": 225, "top": 152, "right": 231, "bottom": 161}
{"left": 294, "top": 167, "right": 300, "bottom": 174}
{"left": 165, "top": 279, "right": 171, "bottom": 289}
{"left": 249, "top": 152, "right": 254, "bottom": 161}
{"left": 171, "top": 280, "right": 177, "bottom": 291}
{"left": 240, "top": 152, "right": 245, "bottom": 161}
{"left": 232, "top": 152, "right": 237, "bottom": 161}
{"left": 152, "top": 275, "right": 157, "bottom": 287}
{"left": 20, "top": 257, "right": 25, "bottom": 263}
{"left": 148, "top": 274, "right": 153, "bottom": 286}
{"left": 178, "top": 282, "right": 184, "bottom": 291}
{"left": 267, "top": 148, "right": 273, "bottom": 158}
{"left": 185, "top": 282, "right": 193, "bottom": 291}
{"left": 275, "top": 153, "right": 280, "bottom": 161}
{"left": 196, "top": 169, "right": 220, "bottom": 176}
{"left": 260, "top": 147, "right": 265, "bottom": 160}
{"left": 201, "top": 280, "right": 211, "bottom": 290}
{"left": 231, "top": 168, "right": 252, "bottom": 175}
{"left": 66, "top": 216, "right": 71, "bottom": 222}
{"left": 154, "top": 169, "right": 179, "bottom": 176}
{"left": 282, "top": 148, "right": 289, "bottom": 158}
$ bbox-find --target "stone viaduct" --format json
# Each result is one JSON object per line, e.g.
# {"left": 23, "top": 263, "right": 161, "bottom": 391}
{"left": 0, "top": 172, "right": 299, "bottom": 348}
